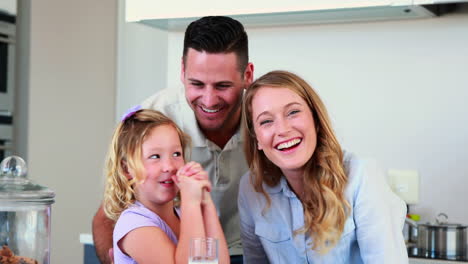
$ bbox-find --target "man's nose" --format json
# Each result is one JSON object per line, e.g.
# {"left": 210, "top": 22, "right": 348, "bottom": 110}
{"left": 200, "top": 87, "right": 219, "bottom": 107}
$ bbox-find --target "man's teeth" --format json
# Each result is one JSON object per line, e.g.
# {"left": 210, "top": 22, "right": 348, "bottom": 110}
{"left": 277, "top": 139, "right": 301, "bottom": 150}
{"left": 201, "top": 107, "right": 219, "bottom": 113}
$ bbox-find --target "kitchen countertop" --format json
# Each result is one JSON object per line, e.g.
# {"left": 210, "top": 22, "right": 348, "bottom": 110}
{"left": 80, "top": 233, "right": 467, "bottom": 263}
{"left": 410, "top": 259, "right": 468, "bottom": 264}
{"left": 80, "top": 234, "right": 100, "bottom": 264}
{"left": 80, "top": 233, "right": 93, "bottom": 245}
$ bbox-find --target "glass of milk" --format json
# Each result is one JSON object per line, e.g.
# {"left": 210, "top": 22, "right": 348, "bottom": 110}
{"left": 189, "top": 237, "right": 218, "bottom": 264}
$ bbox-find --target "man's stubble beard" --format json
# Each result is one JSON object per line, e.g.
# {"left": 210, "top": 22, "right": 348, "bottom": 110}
{"left": 197, "top": 87, "right": 245, "bottom": 133}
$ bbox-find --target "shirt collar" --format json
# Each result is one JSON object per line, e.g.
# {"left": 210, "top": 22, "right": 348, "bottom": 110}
{"left": 180, "top": 89, "right": 244, "bottom": 149}
{"left": 264, "top": 176, "right": 298, "bottom": 198}
{"left": 184, "top": 114, "right": 243, "bottom": 150}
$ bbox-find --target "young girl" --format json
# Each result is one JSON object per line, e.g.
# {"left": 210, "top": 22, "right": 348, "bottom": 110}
{"left": 239, "top": 71, "right": 407, "bottom": 263}
{"left": 103, "top": 108, "right": 229, "bottom": 264}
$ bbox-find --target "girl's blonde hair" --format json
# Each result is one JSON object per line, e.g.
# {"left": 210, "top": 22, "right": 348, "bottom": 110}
{"left": 241, "top": 70, "right": 350, "bottom": 253}
{"left": 103, "top": 109, "right": 190, "bottom": 221}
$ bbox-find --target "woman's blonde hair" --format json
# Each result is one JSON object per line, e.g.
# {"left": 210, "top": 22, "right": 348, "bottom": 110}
{"left": 103, "top": 109, "right": 190, "bottom": 221}
{"left": 241, "top": 70, "right": 350, "bottom": 253}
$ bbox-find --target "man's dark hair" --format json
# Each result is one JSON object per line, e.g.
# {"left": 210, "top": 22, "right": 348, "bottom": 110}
{"left": 183, "top": 16, "right": 249, "bottom": 73}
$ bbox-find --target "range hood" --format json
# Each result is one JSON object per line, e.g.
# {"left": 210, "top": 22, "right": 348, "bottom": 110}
{"left": 125, "top": 0, "right": 466, "bottom": 30}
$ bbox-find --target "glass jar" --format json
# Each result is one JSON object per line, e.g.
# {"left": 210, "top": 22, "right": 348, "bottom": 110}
{"left": 0, "top": 156, "right": 55, "bottom": 264}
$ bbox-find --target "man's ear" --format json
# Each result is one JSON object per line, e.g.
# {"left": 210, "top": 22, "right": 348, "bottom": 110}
{"left": 180, "top": 57, "right": 185, "bottom": 84}
{"left": 243, "top": 62, "right": 254, "bottom": 87}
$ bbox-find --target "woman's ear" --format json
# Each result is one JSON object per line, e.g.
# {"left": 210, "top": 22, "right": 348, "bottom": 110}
{"left": 314, "top": 115, "right": 320, "bottom": 135}
{"left": 257, "top": 140, "right": 263, "bottom": 151}
{"left": 121, "top": 160, "right": 133, "bottom": 180}
{"left": 254, "top": 134, "right": 263, "bottom": 151}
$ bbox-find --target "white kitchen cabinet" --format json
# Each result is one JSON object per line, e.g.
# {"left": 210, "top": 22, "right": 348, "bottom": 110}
{"left": 126, "top": 0, "right": 412, "bottom": 21}
{"left": 415, "top": 0, "right": 468, "bottom": 3}
{"left": 125, "top": 0, "right": 440, "bottom": 30}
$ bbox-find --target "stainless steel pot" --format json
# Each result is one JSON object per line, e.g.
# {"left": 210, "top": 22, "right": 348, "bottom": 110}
{"left": 406, "top": 213, "right": 468, "bottom": 260}
{"left": 404, "top": 219, "right": 418, "bottom": 247}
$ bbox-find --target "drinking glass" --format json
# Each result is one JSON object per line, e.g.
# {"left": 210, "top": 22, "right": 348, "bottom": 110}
{"left": 189, "top": 237, "right": 218, "bottom": 264}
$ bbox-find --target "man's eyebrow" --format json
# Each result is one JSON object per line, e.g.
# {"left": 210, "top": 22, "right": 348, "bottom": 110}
{"left": 187, "top": 78, "right": 203, "bottom": 83}
{"left": 216, "top": 81, "right": 234, "bottom": 85}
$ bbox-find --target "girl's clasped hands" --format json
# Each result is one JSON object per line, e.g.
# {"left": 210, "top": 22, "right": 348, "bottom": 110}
{"left": 173, "top": 161, "right": 212, "bottom": 205}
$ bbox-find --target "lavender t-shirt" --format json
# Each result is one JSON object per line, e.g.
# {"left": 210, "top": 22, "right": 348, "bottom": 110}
{"left": 113, "top": 201, "right": 179, "bottom": 264}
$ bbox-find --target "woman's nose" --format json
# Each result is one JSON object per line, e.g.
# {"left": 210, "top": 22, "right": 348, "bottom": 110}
{"left": 276, "top": 118, "right": 291, "bottom": 135}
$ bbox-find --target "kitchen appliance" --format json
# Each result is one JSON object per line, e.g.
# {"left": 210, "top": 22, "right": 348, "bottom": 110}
{"left": 0, "top": 12, "right": 15, "bottom": 161}
{"left": 405, "top": 214, "right": 421, "bottom": 246}
{"left": 0, "top": 156, "right": 55, "bottom": 264}
{"left": 407, "top": 213, "right": 468, "bottom": 261}
{"left": 410, "top": 258, "right": 468, "bottom": 264}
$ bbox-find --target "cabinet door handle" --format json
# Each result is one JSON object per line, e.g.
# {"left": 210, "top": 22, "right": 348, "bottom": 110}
{"left": 0, "top": 110, "right": 13, "bottom": 125}
{"left": 0, "top": 144, "right": 12, "bottom": 151}
{"left": 0, "top": 36, "right": 14, "bottom": 44}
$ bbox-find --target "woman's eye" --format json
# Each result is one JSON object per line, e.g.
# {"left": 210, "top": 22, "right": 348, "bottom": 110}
{"left": 288, "top": 110, "right": 300, "bottom": 116}
{"left": 149, "top": 154, "right": 160, "bottom": 159}
{"left": 173, "top": 152, "right": 182, "bottom": 157}
{"left": 259, "top": 119, "right": 272, "bottom": 126}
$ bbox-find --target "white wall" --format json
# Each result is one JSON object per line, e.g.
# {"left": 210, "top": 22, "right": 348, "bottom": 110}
{"left": 116, "top": 0, "right": 168, "bottom": 120}
{"left": 164, "top": 11, "right": 468, "bottom": 224}
{"left": 28, "top": 0, "right": 116, "bottom": 262}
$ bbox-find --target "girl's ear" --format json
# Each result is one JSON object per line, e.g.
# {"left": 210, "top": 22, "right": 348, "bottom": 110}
{"left": 121, "top": 160, "right": 133, "bottom": 180}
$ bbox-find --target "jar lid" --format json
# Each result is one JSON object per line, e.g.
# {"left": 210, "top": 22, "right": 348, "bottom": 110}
{"left": 0, "top": 156, "right": 55, "bottom": 204}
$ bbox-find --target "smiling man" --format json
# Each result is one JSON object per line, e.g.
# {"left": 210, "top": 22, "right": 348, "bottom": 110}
{"left": 92, "top": 16, "right": 253, "bottom": 264}
{"left": 181, "top": 49, "right": 248, "bottom": 148}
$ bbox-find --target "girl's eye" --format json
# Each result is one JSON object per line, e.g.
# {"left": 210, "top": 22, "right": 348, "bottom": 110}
{"left": 173, "top": 152, "right": 182, "bottom": 157}
{"left": 149, "top": 154, "right": 160, "bottom": 159}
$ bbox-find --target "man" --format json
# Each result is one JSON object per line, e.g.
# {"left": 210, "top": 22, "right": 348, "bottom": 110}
{"left": 92, "top": 16, "right": 254, "bottom": 263}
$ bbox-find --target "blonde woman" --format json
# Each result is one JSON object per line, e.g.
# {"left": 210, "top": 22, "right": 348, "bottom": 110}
{"left": 239, "top": 70, "right": 408, "bottom": 263}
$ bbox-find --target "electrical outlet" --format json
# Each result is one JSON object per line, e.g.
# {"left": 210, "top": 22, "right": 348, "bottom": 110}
{"left": 387, "top": 169, "right": 419, "bottom": 204}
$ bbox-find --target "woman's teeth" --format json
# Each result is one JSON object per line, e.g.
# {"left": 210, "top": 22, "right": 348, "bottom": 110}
{"left": 276, "top": 138, "right": 301, "bottom": 150}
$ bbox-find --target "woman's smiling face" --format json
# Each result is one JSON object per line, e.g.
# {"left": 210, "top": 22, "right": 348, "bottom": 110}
{"left": 251, "top": 86, "right": 317, "bottom": 178}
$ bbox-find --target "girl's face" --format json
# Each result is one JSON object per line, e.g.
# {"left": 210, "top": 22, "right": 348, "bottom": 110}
{"left": 251, "top": 86, "right": 317, "bottom": 178}
{"left": 133, "top": 124, "right": 185, "bottom": 208}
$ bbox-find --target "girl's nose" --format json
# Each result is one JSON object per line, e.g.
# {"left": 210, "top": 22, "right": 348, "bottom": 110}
{"left": 161, "top": 158, "right": 176, "bottom": 173}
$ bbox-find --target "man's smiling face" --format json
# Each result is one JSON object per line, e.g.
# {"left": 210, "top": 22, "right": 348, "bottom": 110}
{"left": 181, "top": 48, "right": 248, "bottom": 133}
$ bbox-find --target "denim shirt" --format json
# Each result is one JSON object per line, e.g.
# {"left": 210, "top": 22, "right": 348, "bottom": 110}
{"left": 238, "top": 152, "right": 408, "bottom": 264}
